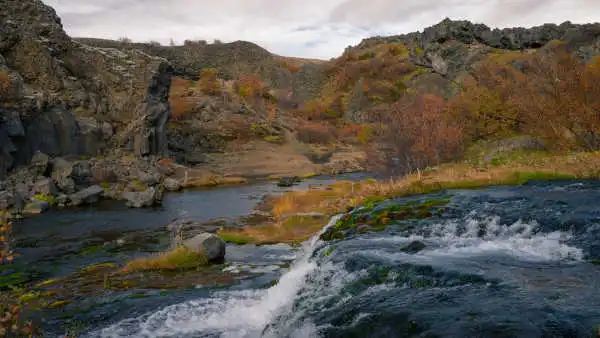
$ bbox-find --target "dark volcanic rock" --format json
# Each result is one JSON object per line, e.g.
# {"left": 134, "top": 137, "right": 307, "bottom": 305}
{"left": 0, "top": 0, "right": 172, "bottom": 178}
{"left": 183, "top": 233, "right": 226, "bottom": 262}
{"left": 400, "top": 241, "right": 427, "bottom": 254}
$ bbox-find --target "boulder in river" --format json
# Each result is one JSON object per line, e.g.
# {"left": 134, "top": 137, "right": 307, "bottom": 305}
{"left": 164, "top": 178, "right": 182, "bottom": 192}
{"left": 183, "top": 233, "right": 226, "bottom": 262}
{"left": 122, "top": 187, "right": 161, "bottom": 208}
{"left": 277, "top": 176, "right": 300, "bottom": 187}
{"left": 69, "top": 185, "right": 105, "bottom": 206}
{"left": 400, "top": 240, "right": 427, "bottom": 254}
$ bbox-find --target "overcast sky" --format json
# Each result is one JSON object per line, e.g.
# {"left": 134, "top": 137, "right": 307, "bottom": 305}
{"left": 44, "top": 0, "right": 600, "bottom": 59}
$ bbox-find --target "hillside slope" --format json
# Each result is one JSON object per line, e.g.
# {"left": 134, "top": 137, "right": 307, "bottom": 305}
{"left": 0, "top": 0, "right": 172, "bottom": 178}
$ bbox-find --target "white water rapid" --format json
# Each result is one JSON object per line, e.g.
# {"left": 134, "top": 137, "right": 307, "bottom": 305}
{"left": 89, "top": 215, "right": 344, "bottom": 338}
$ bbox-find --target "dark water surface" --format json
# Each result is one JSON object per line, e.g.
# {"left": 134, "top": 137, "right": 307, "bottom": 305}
{"left": 8, "top": 178, "right": 600, "bottom": 337}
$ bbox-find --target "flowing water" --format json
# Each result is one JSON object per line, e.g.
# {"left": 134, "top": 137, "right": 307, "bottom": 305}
{"left": 9, "top": 178, "right": 600, "bottom": 337}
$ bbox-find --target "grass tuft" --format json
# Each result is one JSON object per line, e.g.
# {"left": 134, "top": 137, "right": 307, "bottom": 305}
{"left": 123, "top": 247, "right": 208, "bottom": 272}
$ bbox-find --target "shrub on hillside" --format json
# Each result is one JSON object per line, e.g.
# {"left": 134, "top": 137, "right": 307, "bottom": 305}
{"left": 450, "top": 47, "right": 600, "bottom": 151}
{"left": 369, "top": 94, "right": 465, "bottom": 175}
{"left": 198, "top": 68, "right": 221, "bottom": 95}
{"left": 0, "top": 70, "right": 9, "bottom": 95}
{"left": 296, "top": 122, "right": 335, "bottom": 144}
{"left": 235, "top": 75, "right": 266, "bottom": 101}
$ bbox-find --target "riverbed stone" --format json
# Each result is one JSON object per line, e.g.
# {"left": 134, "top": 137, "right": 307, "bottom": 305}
{"left": 23, "top": 200, "right": 50, "bottom": 215}
{"left": 31, "top": 152, "right": 50, "bottom": 170}
{"left": 400, "top": 240, "right": 427, "bottom": 253}
{"left": 183, "top": 233, "right": 226, "bottom": 261}
{"left": 163, "top": 178, "right": 182, "bottom": 191}
{"left": 122, "top": 187, "right": 160, "bottom": 208}
{"left": 55, "top": 194, "right": 69, "bottom": 207}
{"left": 69, "top": 185, "right": 104, "bottom": 206}
{"left": 32, "top": 178, "right": 57, "bottom": 196}
{"left": 277, "top": 176, "right": 300, "bottom": 187}
{"left": 137, "top": 170, "right": 162, "bottom": 186}
{"left": 0, "top": 191, "right": 14, "bottom": 211}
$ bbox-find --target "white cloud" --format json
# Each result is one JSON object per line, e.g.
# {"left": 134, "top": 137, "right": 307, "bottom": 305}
{"left": 43, "top": 0, "right": 600, "bottom": 59}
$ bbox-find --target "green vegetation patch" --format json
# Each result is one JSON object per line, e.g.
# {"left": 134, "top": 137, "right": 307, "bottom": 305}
{"left": 321, "top": 195, "right": 451, "bottom": 241}
{"left": 219, "top": 233, "right": 251, "bottom": 245}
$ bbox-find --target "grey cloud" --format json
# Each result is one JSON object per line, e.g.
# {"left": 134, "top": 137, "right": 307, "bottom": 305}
{"left": 43, "top": 0, "right": 600, "bottom": 59}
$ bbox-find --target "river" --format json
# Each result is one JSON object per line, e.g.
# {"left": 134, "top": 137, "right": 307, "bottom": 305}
{"left": 9, "top": 178, "right": 600, "bottom": 337}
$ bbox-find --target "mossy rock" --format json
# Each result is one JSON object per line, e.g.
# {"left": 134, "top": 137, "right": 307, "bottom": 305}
{"left": 320, "top": 195, "right": 451, "bottom": 241}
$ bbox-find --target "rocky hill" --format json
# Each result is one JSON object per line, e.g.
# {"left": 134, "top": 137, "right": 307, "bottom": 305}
{"left": 0, "top": 0, "right": 172, "bottom": 179}
{"left": 74, "top": 37, "right": 327, "bottom": 100}
{"left": 295, "top": 19, "right": 600, "bottom": 122}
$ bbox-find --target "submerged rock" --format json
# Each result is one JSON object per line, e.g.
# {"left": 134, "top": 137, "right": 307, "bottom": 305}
{"left": 183, "top": 233, "right": 226, "bottom": 261}
{"left": 277, "top": 176, "right": 300, "bottom": 187}
{"left": 400, "top": 241, "right": 427, "bottom": 254}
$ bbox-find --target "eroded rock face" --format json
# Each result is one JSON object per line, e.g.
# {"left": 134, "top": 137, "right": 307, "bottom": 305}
{"left": 0, "top": 0, "right": 172, "bottom": 179}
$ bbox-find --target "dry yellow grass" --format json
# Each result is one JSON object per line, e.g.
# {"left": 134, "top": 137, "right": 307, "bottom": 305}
{"left": 222, "top": 151, "right": 600, "bottom": 244}
{"left": 218, "top": 215, "right": 327, "bottom": 245}
{"left": 123, "top": 247, "right": 207, "bottom": 272}
{"left": 0, "top": 70, "right": 10, "bottom": 94}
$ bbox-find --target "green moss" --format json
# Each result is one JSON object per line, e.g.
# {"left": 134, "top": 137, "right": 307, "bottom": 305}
{"left": 48, "top": 300, "right": 72, "bottom": 309}
{"left": 0, "top": 272, "right": 30, "bottom": 290}
{"left": 79, "top": 263, "right": 116, "bottom": 274}
{"left": 321, "top": 195, "right": 450, "bottom": 241}
{"left": 79, "top": 244, "right": 104, "bottom": 256}
{"left": 358, "top": 51, "right": 376, "bottom": 60}
{"left": 264, "top": 135, "right": 284, "bottom": 144}
{"left": 219, "top": 233, "right": 250, "bottom": 245}
{"left": 19, "top": 292, "right": 41, "bottom": 302}
{"left": 34, "top": 193, "right": 56, "bottom": 206}
{"left": 99, "top": 182, "right": 112, "bottom": 190}
{"left": 35, "top": 278, "right": 61, "bottom": 288}
{"left": 299, "top": 172, "right": 318, "bottom": 179}
{"left": 127, "top": 292, "right": 149, "bottom": 299}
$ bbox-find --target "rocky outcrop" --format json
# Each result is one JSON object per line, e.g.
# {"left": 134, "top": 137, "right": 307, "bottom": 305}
{"left": 0, "top": 0, "right": 172, "bottom": 179}
{"left": 75, "top": 38, "right": 277, "bottom": 83}
{"left": 354, "top": 19, "right": 600, "bottom": 79}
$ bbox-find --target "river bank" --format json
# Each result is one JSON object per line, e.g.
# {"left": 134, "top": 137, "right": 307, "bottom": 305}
{"left": 218, "top": 150, "right": 600, "bottom": 244}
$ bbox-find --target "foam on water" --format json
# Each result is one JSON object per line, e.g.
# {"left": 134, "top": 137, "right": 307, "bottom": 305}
{"left": 89, "top": 215, "right": 344, "bottom": 338}
{"left": 89, "top": 211, "right": 586, "bottom": 338}
{"left": 420, "top": 215, "right": 583, "bottom": 261}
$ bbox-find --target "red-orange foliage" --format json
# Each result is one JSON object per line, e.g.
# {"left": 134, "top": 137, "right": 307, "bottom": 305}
{"left": 0, "top": 71, "right": 9, "bottom": 96}
{"left": 296, "top": 121, "right": 335, "bottom": 144}
{"left": 0, "top": 213, "right": 16, "bottom": 265}
{"left": 370, "top": 94, "right": 465, "bottom": 175}
{"left": 198, "top": 68, "right": 221, "bottom": 95}
{"left": 515, "top": 50, "right": 600, "bottom": 150}
{"left": 235, "top": 75, "right": 266, "bottom": 101}
{"left": 169, "top": 77, "right": 196, "bottom": 119}
{"left": 450, "top": 47, "right": 600, "bottom": 150}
